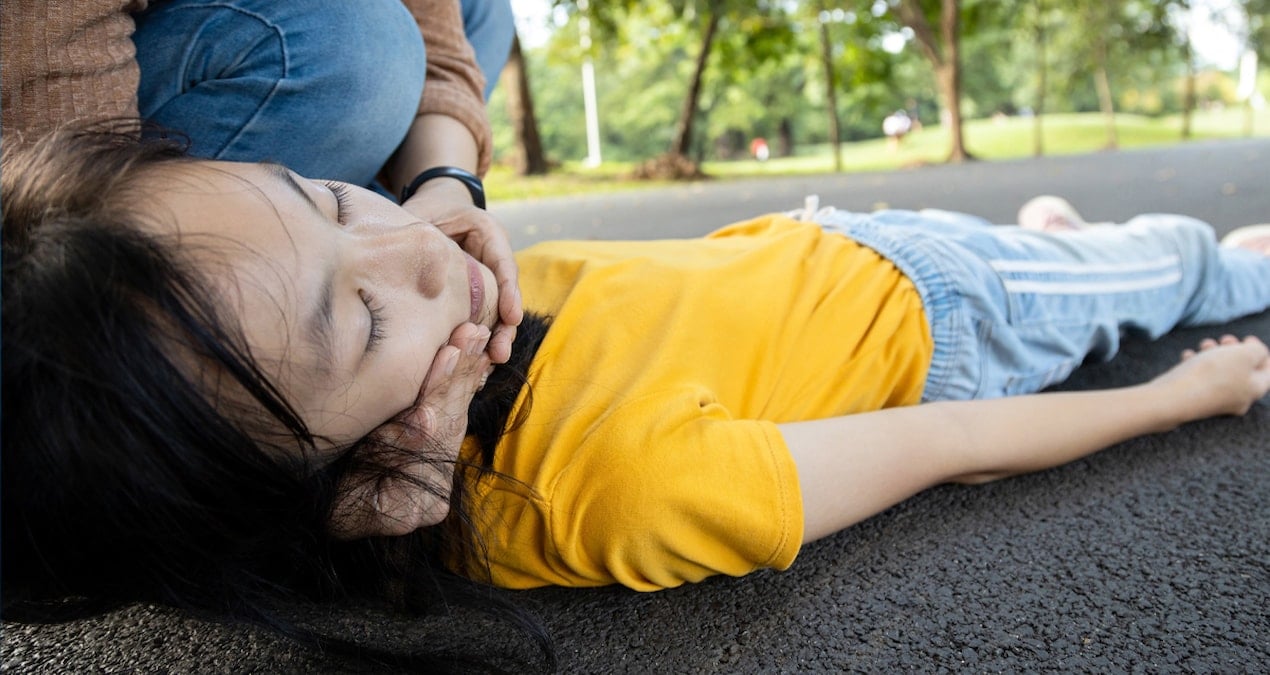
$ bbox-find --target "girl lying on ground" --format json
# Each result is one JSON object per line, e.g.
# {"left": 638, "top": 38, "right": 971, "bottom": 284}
{"left": 4, "top": 128, "right": 1269, "bottom": 666}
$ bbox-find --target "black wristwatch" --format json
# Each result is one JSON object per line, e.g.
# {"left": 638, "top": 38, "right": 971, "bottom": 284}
{"left": 399, "top": 166, "right": 486, "bottom": 209}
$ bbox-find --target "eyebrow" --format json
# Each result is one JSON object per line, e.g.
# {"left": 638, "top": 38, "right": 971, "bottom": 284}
{"left": 259, "top": 162, "right": 338, "bottom": 376}
{"left": 263, "top": 162, "right": 323, "bottom": 217}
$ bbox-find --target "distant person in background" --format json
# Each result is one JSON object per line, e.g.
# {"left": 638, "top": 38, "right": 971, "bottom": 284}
{"left": 883, "top": 109, "right": 913, "bottom": 150}
{"left": 1, "top": 0, "right": 524, "bottom": 361}
{"left": 750, "top": 136, "right": 771, "bottom": 162}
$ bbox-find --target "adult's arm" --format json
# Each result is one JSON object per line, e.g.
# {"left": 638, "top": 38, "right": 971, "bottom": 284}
{"left": 1, "top": 0, "right": 148, "bottom": 142}
{"left": 387, "top": 0, "right": 492, "bottom": 185}
{"left": 387, "top": 0, "right": 522, "bottom": 363}
{"left": 781, "top": 336, "right": 1270, "bottom": 543}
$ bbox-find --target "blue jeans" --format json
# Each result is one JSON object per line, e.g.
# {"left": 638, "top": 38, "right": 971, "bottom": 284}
{"left": 132, "top": 0, "right": 514, "bottom": 186}
{"left": 812, "top": 209, "right": 1270, "bottom": 401}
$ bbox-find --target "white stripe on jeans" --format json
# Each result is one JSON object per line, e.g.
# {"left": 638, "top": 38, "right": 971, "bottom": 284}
{"left": 989, "top": 255, "right": 1181, "bottom": 275}
{"left": 1001, "top": 271, "right": 1184, "bottom": 295}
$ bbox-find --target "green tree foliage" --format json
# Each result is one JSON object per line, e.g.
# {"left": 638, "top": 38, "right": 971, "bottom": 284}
{"left": 488, "top": 0, "right": 1247, "bottom": 172}
{"left": 545, "top": 0, "right": 796, "bottom": 174}
{"left": 1240, "top": 0, "right": 1268, "bottom": 63}
{"left": 697, "top": 5, "right": 899, "bottom": 163}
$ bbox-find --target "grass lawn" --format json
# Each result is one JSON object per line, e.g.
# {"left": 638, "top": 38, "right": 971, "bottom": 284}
{"left": 486, "top": 107, "right": 1270, "bottom": 202}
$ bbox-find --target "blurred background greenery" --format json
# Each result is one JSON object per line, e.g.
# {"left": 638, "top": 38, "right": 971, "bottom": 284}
{"left": 484, "top": 0, "right": 1270, "bottom": 200}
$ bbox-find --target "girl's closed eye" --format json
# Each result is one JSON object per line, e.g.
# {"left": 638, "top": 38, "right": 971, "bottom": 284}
{"left": 324, "top": 181, "right": 354, "bottom": 225}
{"left": 322, "top": 181, "right": 383, "bottom": 351}
{"left": 359, "top": 289, "right": 387, "bottom": 352}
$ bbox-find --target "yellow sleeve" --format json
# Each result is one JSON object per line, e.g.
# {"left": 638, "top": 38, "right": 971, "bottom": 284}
{"left": 486, "top": 387, "right": 804, "bottom": 591}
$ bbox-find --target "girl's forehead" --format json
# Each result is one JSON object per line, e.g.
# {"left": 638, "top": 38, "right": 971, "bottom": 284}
{"left": 143, "top": 162, "right": 334, "bottom": 402}
{"left": 143, "top": 162, "right": 311, "bottom": 265}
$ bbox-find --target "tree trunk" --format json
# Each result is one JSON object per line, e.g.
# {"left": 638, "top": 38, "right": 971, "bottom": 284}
{"left": 1032, "top": 0, "right": 1046, "bottom": 157}
{"left": 504, "top": 33, "right": 548, "bottom": 175}
{"left": 694, "top": 103, "right": 710, "bottom": 164}
{"left": 778, "top": 117, "right": 794, "bottom": 157}
{"left": 671, "top": 7, "right": 721, "bottom": 158}
{"left": 938, "top": 0, "right": 968, "bottom": 162}
{"left": 819, "top": 13, "right": 842, "bottom": 172}
{"left": 1093, "top": 38, "right": 1118, "bottom": 149}
{"left": 896, "top": 0, "right": 970, "bottom": 163}
{"left": 1180, "top": 40, "right": 1196, "bottom": 140}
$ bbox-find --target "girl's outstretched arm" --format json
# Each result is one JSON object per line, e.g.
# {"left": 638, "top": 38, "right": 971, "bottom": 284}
{"left": 782, "top": 336, "right": 1270, "bottom": 544}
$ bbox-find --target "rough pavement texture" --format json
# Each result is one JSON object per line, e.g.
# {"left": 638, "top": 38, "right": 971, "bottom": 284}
{"left": 4, "top": 140, "right": 1268, "bottom": 673}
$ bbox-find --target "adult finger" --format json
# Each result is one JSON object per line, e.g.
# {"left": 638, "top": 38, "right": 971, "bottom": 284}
{"left": 329, "top": 324, "right": 491, "bottom": 539}
{"left": 405, "top": 197, "right": 523, "bottom": 363}
{"left": 451, "top": 214, "right": 523, "bottom": 364}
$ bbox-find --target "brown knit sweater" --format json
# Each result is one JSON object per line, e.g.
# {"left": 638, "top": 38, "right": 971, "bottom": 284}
{"left": 1, "top": 0, "right": 493, "bottom": 174}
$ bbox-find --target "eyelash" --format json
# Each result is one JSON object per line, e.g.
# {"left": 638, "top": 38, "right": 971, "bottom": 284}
{"left": 324, "top": 181, "right": 353, "bottom": 224}
{"left": 322, "top": 181, "right": 381, "bottom": 350}
{"left": 359, "top": 290, "right": 387, "bottom": 352}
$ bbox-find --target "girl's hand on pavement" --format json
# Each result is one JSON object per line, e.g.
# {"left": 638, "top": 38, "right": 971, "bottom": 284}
{"left": 1151, "top": 335, "right": 1270, "bottom": 423}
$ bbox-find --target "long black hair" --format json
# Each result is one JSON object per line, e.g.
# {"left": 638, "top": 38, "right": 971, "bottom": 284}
{"left": 1, "top": 125, "right": 554, "bottom": 671}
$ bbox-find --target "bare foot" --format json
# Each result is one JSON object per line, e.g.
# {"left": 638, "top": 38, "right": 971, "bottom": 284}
{"left": 1017, "top": 196, "right": 1090, "bottom": 233}
{"left": 1220, "top": 224, "right": 1270, "bottom": 256}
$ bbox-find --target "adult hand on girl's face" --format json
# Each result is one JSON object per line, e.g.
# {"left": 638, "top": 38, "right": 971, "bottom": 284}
{"left": 328, "top": 322, "right": 493, "bottom": 540}
{"left": 402, "top": 184, "right": 523, "bottom": 364}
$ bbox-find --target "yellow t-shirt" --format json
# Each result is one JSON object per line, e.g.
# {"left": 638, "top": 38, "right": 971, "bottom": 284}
{"left": 462, "top": 214, "right": 933, "bottom": 590}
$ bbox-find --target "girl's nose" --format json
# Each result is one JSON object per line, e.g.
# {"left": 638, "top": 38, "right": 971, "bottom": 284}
{"left": 359, "top": 222, "right": 447, "bottom": 299}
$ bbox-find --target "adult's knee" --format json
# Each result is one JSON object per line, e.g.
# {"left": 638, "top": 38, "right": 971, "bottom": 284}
{"left": 279, "top": 1, "right": 427, "bottom": 182}
{"left": 134, "top": 0, "right": 425, "bottom": 183}
{"left": 271, "top": 0, "right": 426, "bottom": 137}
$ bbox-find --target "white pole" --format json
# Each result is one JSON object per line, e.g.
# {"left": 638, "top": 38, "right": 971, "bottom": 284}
{"left": 1237, "top": 49, "right": 1260, "bottom": 136}
{"left": 581, "top": 60, "right": 602, "bottom": 167}
{"left": 578, "top": 0, "right": 602, "bottom": 167}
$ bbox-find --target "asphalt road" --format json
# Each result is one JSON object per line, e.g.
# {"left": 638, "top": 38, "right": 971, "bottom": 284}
{"left": 493, "top": 137, "right": 1270, "bottom": 247}
{"left": 4, "top": 140, "right": 1268, "bottom": 673}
